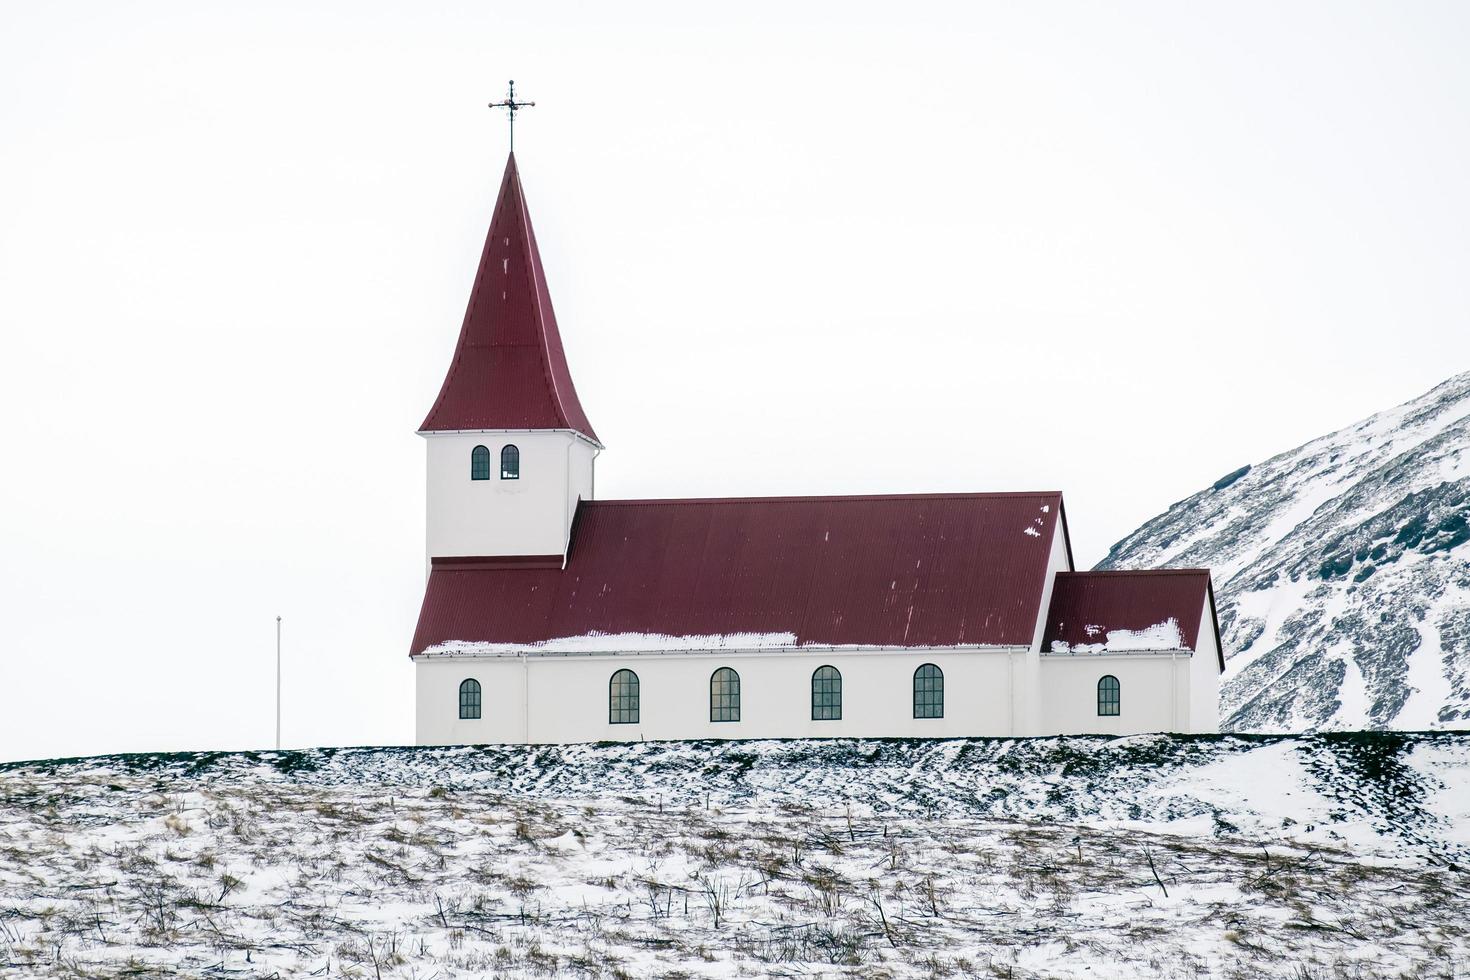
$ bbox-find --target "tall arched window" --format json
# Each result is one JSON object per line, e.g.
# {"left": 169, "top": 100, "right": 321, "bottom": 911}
{"left": 913, "top": 663, "right": 943, "bottom": 719}
{"left": 500, "top": 444, "right": 520, "bottom": 480}
{"left": 470, "top": 445, "right": 491, "bottom": 480}
{"left": 811, "top": 665, "right": 842, "bottom": 720}
{"left": 609, "top": 669, "right": 639, "bottom": 724}
{"left": 1097, "top": 675, "right": 1121, "bottom": 716}
{"left": 459, "top": 678, "right": 482, "bottom": 720}
{"left": 710, "top": 667, "right": 740, "bottom": 723}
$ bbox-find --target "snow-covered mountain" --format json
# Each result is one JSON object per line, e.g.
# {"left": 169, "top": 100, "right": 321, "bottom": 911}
{"left": 1099, "top": 371, "right": 1470, "bottom": 732}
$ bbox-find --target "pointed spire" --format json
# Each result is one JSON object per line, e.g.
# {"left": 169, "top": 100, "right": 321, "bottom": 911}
{"left": 420, "top": 153, "right": 600, "bottom": 444}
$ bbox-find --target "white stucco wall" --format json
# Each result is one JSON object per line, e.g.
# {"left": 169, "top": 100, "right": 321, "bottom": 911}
{"left": 1037, "top": 650, "right": 1196, "bottom": 735}
{"left": 1019, "top": 512, "right": 1075, "bottom": 734}
{"left": 1190, "top": 595, "right": 1223, "bottom": 733}
{"left": 423, "top": 430, "right": 595, "bottom": 560}
{"left": 415, "top": 648, "right": 1033, "bottom": 745}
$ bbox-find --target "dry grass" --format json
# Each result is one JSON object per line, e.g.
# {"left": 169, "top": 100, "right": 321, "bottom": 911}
{"left": 0, "top": 764, "right": 1467, "bottom": 978}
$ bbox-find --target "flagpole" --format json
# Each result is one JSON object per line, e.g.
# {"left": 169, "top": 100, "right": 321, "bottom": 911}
{"left": 275, "top": 615, "right": 282, "bottom": 750}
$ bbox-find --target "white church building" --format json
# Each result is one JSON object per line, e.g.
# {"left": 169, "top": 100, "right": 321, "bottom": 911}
{"left": 411, "top": 153, "right": 1222, "bottom": 745}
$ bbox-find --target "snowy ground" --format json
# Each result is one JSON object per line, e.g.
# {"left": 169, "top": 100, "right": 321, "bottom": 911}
{"left": 1, "top": 733, "right": 1468, "bottom": 978}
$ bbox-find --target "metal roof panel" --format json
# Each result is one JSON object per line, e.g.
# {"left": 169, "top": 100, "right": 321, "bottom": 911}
{"left": 420, "top": 153, "right": 599, "bottom": 442}
{"left": 1041, "top": 570, "right": 1218, "bottom": 661}
{"left": 410, "top": 492, "right": 1066, "bottom": 654}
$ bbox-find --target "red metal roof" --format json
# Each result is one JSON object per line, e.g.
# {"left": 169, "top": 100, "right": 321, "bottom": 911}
{"left": 410, "top": 492, "right": 1068, "bottom": 655}
{"left": 420, "top": 153, "right": 599, "bottom": 443}
{"left": 1041, "top": 570, "right": 1223, "bottom": 668}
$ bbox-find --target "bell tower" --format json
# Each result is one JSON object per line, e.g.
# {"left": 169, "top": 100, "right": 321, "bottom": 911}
{"left": 419, "top": 152, "right": 601, "bottom": 563}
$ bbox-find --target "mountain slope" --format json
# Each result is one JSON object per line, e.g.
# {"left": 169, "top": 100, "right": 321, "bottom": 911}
{"left": 1099, "top": 371, "right": 1470, "bottom": 732}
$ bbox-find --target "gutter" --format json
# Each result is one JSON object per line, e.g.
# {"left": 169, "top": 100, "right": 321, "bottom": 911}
{"left": 412, "top": 644, "right": 1032, "bottom": 662}
{"left": 418, "top": 427, "right": 603, "bottom": 451}
{"left": 1038, "top": 648, "right": 1195, "bottom": 658}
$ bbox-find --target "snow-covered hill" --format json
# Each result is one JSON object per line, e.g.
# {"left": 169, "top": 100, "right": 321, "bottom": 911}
{"left": 1, "top": 736, "right": 1468, "bottom": 978}
{"left": 1099, "top": 371, "right": 1470, "bottom": 732}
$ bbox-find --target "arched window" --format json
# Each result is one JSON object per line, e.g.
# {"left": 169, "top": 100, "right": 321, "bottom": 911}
{"left": 609, "top": 669, "right": 639, "bottom": 724}
{"left": 710, "top": 667, "right": 740, "bottom": 723}
{"left": 811, "top": 665, "right": 842, "bottom": 720}
{"left": 470, "top": 445, "right": 491, "bottom": 481}
{"left": 459, "top": 678, "right": 482, "bottom": 720}
{"left": 1098, "top": 675, "right": 1120, "bottom": 716}
{"left": 500, "top": 444, "right": 520, "bottom": 480}
{"left": 913, "top": 663, "right": 943, "bottom": 719}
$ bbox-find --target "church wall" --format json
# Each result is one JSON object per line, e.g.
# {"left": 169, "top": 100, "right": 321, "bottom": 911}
{"left": 424, "top": 430, "right": 592, "bottom": 560}
{"left": 1037, "top": 653, "right": 1194, "bottom": 734}
{"left": 566, "top": 438, "right": 596, "bottom": 549}
{"left": 416, "top": 657, "right": 530, "bottom": 746}
{"left": 1190, "top": 596, "right": 1223, "bottom": 733}
{"left": 415, "top": 648, "right": 1030, "bottom": 745}
{"left": 1020, "top": 517, "right": 1075, "bottom": 734}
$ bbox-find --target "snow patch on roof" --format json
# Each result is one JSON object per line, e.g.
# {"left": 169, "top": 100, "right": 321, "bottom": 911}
{"left": 425, "top": 631, "right": 800, "bottom": 655}
{"left": 1049, "top": 617, "right": 1185, "bottom": 654}
{"left": 421, "top": 630, "right": 1028, "bottom": 657}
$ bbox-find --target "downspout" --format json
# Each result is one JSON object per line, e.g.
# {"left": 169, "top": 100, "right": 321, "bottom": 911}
{"left": 563, "top": 438, "right": 575, "bottom": 568}
{"left": 1170, "top": 650, "right": 1178, "bottom": 732}
{"left": 560, "top": 441, "right": 600, "bottom": 569}
{"left": 1007, "top": 650, "right": 1015, "bottom": 736}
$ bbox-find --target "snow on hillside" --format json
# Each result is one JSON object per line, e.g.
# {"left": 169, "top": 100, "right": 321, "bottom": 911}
{"left": 1, "top": 735, "right": 1467, "bottom": 978}
{"left": 1099, "top": 371, "right": 1470, "bottom": 732}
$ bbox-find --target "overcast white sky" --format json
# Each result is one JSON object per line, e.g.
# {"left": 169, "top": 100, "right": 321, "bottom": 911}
{"left": 2, "top": 1, "right": 1467, "bottom": 762}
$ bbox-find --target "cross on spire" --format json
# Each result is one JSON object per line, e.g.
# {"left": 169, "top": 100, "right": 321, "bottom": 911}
{"left": 488, "top": 80, "right": 535, "bottom": 152}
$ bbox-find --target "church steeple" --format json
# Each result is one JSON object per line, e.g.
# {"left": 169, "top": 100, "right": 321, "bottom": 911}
{"left": 419, "top": 151, "right": 600, "bottom": 563}
{"left": 420, "top": 153, "right": 600, "bottom": 445}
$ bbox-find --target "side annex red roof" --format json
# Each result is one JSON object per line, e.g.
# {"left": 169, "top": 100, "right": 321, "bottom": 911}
{"left": 1041, "top": 570, "right": 1223, "bottom": 669}
{"left": 420, "top": 153, "right": 599, "bottom": 443}
{"left": 411, "top": 492, "right": 1070, "bottom": 655}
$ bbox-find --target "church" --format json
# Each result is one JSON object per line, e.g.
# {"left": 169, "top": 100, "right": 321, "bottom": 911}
{"left": 410, "top": 151, "right": 1222, "bottom": 745}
